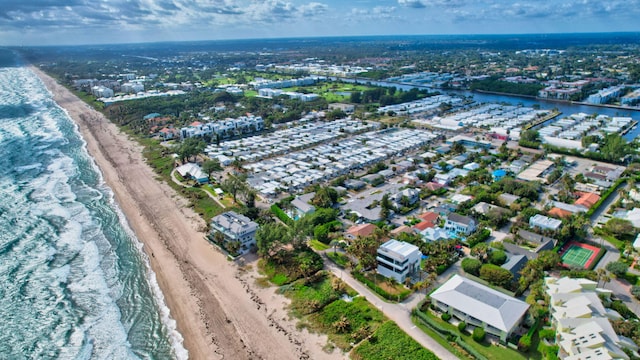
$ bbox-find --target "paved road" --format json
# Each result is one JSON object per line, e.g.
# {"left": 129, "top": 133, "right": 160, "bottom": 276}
{"left": 323, "top": 259, "right": 458, "bottom": 360}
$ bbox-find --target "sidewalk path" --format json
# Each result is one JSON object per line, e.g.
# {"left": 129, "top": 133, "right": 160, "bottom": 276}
{"left": 324, "top": 259, "right": 458, "bottom": 360}
{"left": 171, "top": 169, "right": 226, "bottom": 209}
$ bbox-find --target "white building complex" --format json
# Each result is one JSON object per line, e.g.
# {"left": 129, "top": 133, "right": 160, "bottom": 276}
{"left": 210, "top": 211, "right": 259, "bottom": 254}
{"left": 376, "top": 239, "right": 422, "bottom": 283}
{"left": 545, "top": 277, "right": 638, "bottom": 360}
{"left": 430, "top": 275, "right": 530, "bottom": 342}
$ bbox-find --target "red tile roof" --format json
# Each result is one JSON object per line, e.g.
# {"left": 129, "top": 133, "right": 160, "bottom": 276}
{"left": 414, "top": 221, "right": 436, "bottom": 231}
{"left": 575, "top": 192, "right": 600, "bottom": 209}
{"left": 346, "top": 223, "right": 377, "bottom": 238}
{"left": 418, "top": 211, "right": 439, "bottom": 223}
{"left": 548, "top": 207, "right": 572, "bottom": 219}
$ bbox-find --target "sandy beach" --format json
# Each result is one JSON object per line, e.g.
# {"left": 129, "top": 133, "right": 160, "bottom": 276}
{"left": 32, "top": 66, "right": 344, "bottom": 360}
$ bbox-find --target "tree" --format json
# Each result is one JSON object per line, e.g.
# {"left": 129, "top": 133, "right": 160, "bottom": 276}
{"left": 461, "top": 258, "right": 482, "bottom": 276}
{"left": 471, "top": 243, "right": 489, "bottom": 262}
{"left": 380, "top": 193, "right": 392, "bottom": 220}
{"left": 604, "top": 218, "right": 637, "bottom": 238}
{"left": 489, "top": 250, "right": 508, "bottom": 266}
{"left": 536, "top": 250, "right": 561, "bottom": 270}
{"left": 480, "top": 264, "right": 513, "bottom": 287}
{"left": 451, "top": 141, "right": 465, "bottom": 155}
{"left": 221, "top": 174, "right": 247, "bottom": 203}
{"left": 631, "top": 285, "right": 640, "bottom": 300}
{"left": 348, "top": 235, "right": 382, "bottom": 270}
{"left": 485, "top": 208, "right": 511, "bottom": 229}
{"left": 472, "top": 327, "right": 485, "bottom": 342}
{"left": 202, "top": 159, "right": 222, "bottom": 180}
{"left": 255, "top": 222, "right": 292, "bottom": 257}
{"left": 178, "top": 137, "right": 206, "bottom": 163}
{"left": 311, "top": 187, "right": 338, "bottom": 209}
{"left": 606, "top": 261, "right": 629, "bottom": 277}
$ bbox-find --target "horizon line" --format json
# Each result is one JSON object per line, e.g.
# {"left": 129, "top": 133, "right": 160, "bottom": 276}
{"left": 5, "top": 31, "right": 640, "bottom": 48}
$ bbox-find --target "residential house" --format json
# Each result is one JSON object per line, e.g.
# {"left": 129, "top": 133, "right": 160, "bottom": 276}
{"left": 176, "top": 162, "right": 209, "bottom": 184}
{"left": 548, "top": 207, "right": 574, "bottom": 219}
{"left": 498, "top": 193, "right": 520, "bottom": 206}
{"left": 492, "top": 169, "right": 507, "bottom": 182}
{"left": 421, "top": 227, "right": 450, "bottom": 242}
{"left": 430, "top": 275, "right": 530, "bottom": 343}
{"left": 445, "top": 213, "right": 476, "bottom": 236}
{"left": 345, "top": 223, "right": 378, "bottom": 241}
{"left": 393, "top": 188, "right": 420, "bottom": 208}
{"left": 390, "top": 225, "right": 414, "bottom": 237}
{"left": 529, "top": 214, "right": 562, "bottom": 231}
{"left": 210, "top": 211, "right": 259, "bottom": 254}
{"left": 376, "top": 239, "right": 422, "bottom": 283}
{"left": 424, "top": 182, "right": 444, "bottom": 192}
{"left": 344, "top": 179, "right": 366, "bottom": 190}
{"left": 501, "top": 254, "right": 528, "bottom": 280}
{"left": 574, "top": 192, "right": 600, "bottom": 209}
{"left": 361, "top": 173, "right": 384, "bottom": 185}
{"left": 291, "top": 192, "right": 316, "bottom": 218}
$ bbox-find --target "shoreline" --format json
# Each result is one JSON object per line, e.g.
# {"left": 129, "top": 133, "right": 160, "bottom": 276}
{"left": 31, "top": 66, "right": 340, "bottom": 360}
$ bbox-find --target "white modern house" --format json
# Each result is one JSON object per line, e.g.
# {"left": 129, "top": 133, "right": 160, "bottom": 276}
{"left": 445, "top": 213, "right": 476, "bottom": 235}
{"left": 210, "top": 211, "right": 259, "bottom": 255}
{"left": 529, "top": 214, "right": 562, "bottom": 231}
{"left": 545, "top": 277, "right": 638, "bottom": 360}
{"left": 376, "top": 239, "right": 422, "bottom": 284}
{"left": 430, "top": 275, "right": 530, "bottom": 343}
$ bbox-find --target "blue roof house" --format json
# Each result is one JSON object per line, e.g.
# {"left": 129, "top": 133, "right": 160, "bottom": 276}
{"left": 493, "top": 169, "right": 507, "bottom": 182}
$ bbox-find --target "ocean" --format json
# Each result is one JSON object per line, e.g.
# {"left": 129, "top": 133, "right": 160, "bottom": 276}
{"left": 0, "top": 50, "right": 186, "bottom": 359}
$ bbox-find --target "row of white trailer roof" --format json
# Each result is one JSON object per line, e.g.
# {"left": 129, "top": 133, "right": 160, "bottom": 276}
{"left": 246, "top": 128, "right": 438, "bottom": 196}
{"left": 205, "top": 119, "right": 379, "bottom": 164}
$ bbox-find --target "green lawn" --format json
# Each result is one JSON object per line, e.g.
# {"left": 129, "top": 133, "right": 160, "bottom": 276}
{"left": 326, "top": 251, "right": 350, "bottom": 268}
{"left": 411, "top": 315, "right": 472, "bottom": 359}
{"left": 309, "top": 239, "right": 330, "bottom": 251}
{"left": 352, "top": 321, "right": 438, "bottom": 360}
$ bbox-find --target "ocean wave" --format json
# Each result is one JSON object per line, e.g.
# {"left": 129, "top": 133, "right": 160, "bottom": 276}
{"left": 0, "top": 65, "right": 180, "bottom": 359}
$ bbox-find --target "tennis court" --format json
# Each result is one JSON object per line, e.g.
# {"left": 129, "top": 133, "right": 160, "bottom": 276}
{"left": 560, "top": 241, "right": 600, "bottom": 269}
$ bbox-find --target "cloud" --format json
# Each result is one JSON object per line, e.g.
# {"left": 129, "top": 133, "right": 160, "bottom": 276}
{"left": 397, "top": 0, "right": 426, "bottom": 8}
{"left": 0, "top": 0, "right": 333, "bottom": 31}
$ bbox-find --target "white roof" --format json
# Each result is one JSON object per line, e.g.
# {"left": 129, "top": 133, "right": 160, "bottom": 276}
{"left": 430, "top": 275, "right": 529, "bottom": 333}
{"left": 379, "top": 239, "right": 421, "bottom": 258}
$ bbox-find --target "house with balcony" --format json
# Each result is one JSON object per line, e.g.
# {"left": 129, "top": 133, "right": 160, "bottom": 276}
{"left": 430, "top": 275, "right": 529, "bottom": 343}
{"left": 445, "top": 213, "right": 476, "bottom": 236}
{"left": 210, "top": 211, "right": 259, "bottom": 255}
{"left": 376, "top": 239, "right": 422, "bottom": 283}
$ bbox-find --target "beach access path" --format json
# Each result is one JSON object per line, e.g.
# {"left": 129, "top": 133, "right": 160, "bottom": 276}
{"left": 33, "top": 66, "right": 339, "bottom": 360}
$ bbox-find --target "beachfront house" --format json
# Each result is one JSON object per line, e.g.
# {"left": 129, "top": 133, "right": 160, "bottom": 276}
{"left": 210, "top": 211, "right": 259, "bottom": 255}
{"left": 430, "top": 275, "right": 530, "bottom": 343}
{"left": 376, "top": 239, "right": 422, "bottom": 284}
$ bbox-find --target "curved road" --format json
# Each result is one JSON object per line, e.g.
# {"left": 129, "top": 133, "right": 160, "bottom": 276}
{"left": 170, "top": 169, "right": 227, "bottom": 209}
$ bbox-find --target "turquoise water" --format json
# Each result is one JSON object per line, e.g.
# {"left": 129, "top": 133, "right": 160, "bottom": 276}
{"left": 0, "top": 51, "right": 185, "bottom": 359}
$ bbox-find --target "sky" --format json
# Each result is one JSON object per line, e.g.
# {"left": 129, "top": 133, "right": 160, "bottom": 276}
{"left": 1, "top": 0, "right": 640, "bottom": 46}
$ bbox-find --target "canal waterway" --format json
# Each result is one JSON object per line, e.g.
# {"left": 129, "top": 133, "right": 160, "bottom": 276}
{"left": 334, "top": 77, "right": 640, "bottom": 140}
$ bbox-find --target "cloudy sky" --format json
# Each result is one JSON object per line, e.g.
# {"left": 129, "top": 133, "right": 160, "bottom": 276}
{"left": 1, "top": 0, "right": 639, "bottom": 45}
